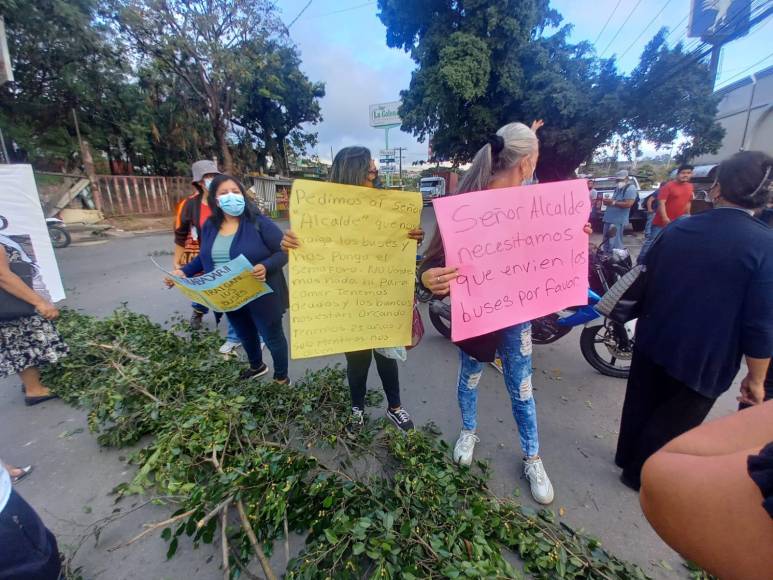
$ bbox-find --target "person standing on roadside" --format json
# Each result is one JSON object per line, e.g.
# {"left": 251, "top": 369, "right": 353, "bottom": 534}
{"left": 168, "top": 174, "right": 290, "bottom": 383}
{"left": 602, "top": 170, "right": 638, "bottom": 251}
{"left": 419, "top": 122, "right": 591, "bottom": 505}
{"left": 280, "top": 146, "right": 423, "bottom": 434}
{"left": 638, "top": 165, "right": 693, "bottom": 263}
{"left": 174, "top": 160, "right": 262, "bottom": 355}
{"left": 615, "top": 151, "right": 773, "bottom": 491}
{"left": 0, "top": 237, "right": 67, "bottom": 406}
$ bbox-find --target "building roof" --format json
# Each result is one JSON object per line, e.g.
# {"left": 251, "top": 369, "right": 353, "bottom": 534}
{"left": 714, "top": 64, "right": 773, "bottom": 98}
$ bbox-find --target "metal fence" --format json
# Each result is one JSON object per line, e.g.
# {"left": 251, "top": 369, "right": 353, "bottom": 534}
{"left": 96, "top": 175, "right": 191, "bottom": 216}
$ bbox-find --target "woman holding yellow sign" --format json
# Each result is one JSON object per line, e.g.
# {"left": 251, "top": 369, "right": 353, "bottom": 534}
{"left": 169, "top": 175, "right": 290, "bottom": 383}
{"left": 281, "top": 146, "right": 423, "bottom": 433}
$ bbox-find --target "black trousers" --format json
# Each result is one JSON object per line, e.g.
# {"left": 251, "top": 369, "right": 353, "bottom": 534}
{"left": 615, "top": 349, "right": 715, "bottom": 490}
{"left": 0, "top": 490, "right": 61, "bottom": 579}
{"left": 344, "top": 349, "right": 400, "bottom": 410}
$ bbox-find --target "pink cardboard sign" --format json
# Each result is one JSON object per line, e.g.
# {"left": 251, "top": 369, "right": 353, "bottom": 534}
{"left": 433, "top": 180, "right": 590, "bottom": 342}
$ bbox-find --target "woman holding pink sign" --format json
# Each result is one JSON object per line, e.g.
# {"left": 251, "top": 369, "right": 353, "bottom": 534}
{"left": 421, "top": 121, "right": 591, "bottom": 505}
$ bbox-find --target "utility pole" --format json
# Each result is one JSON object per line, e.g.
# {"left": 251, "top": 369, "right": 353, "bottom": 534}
{"left": 72, "top": 108, "right": 103, "bottom": 211}
{"left": 394, "top": 147, "right": 407, "bottom": 189}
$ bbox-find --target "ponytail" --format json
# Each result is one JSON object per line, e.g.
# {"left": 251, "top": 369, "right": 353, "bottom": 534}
{"left": 423, "top": 122, "right": 539, "bottom": 266}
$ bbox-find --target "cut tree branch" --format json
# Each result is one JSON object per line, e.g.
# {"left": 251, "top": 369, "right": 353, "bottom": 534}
{"left": 236, "top": 499, "right": 277, "bottom": 580}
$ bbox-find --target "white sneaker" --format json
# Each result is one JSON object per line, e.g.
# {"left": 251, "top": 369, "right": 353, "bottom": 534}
{"left": 453, "top": 430, "right": 479, "bottom": 466}
{"left": 523, "top": 457, "right": 554, "bottom": 505}
{"left": 219, "top": 340, "right": 241, "bottom": 355}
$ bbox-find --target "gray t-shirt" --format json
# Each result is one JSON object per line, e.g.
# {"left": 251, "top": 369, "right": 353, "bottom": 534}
{"left": 603, "top": 182, "right": 638, "bottom": 224}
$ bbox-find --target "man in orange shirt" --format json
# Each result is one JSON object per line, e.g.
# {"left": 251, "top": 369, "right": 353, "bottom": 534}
{"left": 638, "top": 164, "right": 694, "bottom": 263}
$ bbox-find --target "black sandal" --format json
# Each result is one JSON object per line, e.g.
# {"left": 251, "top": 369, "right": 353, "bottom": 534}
{"left": 10, "top": 465, "right": 33, "bottom": 484}
{"left": 24, "top": 394, "right": 59, "bottom": 406}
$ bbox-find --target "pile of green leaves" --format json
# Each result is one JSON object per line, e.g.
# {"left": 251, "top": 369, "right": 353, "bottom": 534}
{"left": 45, "top": 308, "right": 649, "bottom": 579}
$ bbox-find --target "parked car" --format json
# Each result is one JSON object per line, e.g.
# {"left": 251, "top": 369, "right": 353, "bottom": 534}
{"left": 589, "top": 175, "right": 652, "bottom": 232}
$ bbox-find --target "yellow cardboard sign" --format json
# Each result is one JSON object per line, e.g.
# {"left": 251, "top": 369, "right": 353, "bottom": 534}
{"left": 289, "top": 179, "right": 422, "bottom": 359}
{"left": 157, "top": 254, "right": 273, "bottom": 312}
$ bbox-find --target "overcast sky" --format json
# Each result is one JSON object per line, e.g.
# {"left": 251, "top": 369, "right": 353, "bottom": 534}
{"left": 276, "top": 0, "right": 772, "bottom": 164}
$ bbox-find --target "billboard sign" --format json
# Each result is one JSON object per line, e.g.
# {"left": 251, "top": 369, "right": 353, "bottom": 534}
{"left": 689, "top": 0, "right": 751, "bottom": 41}
{"left": 369, "top": 101, "right": 401, "bottom": 127}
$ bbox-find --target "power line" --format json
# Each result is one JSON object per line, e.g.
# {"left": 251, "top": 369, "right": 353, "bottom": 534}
{"left": 601, "top": 0, "right": 646, "bottom": 56}
{"left": 593, "top": 0, "right": 624, "bottom": 45}
{"left": 716, "top": 51, "right": 773, "bottom": 88}
{"left": 619, "top": 0, "right": 674, "bottom": 60}
{"left": 297, "top": 1, "right": 375, "bottom": 22}
{"left": 287, "top": 0, "right": 313, "bottom": 28}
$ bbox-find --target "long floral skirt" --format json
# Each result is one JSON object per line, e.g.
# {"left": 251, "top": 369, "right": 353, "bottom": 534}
{"left": 0, "top": 315, "right": 68, "bottom": 378}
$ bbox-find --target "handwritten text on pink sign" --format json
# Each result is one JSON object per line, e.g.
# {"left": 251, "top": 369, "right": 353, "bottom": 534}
{"left": 433, "top": 180, "right": 589, "bottom": 342}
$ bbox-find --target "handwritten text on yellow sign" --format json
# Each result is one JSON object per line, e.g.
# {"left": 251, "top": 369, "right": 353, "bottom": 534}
{"left": 289, "top": 179, "right": 422, "bottom": 359}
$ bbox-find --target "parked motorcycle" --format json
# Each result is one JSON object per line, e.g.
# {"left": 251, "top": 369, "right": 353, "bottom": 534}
{"left": 423, "top": 227, "right": 635, "bottom": 378}
{"left": 46, "top": 217, "right": 71, "bottom": 248}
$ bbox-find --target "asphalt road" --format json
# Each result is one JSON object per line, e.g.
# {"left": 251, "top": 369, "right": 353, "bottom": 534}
{"left": 0, "top": 211, "right": 742, "bottom": 579}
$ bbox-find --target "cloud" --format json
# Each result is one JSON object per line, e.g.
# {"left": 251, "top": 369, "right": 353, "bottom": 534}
{"left": 295, "top": 43, "right": 427, "bottom": 163}
{"left": 283, "top": 2, "right": 429, "bottom": 165}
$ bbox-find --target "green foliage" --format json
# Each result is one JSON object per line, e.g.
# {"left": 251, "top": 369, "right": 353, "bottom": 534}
{"left": 377, "top": 1, "right": 723, "bottom": 180}
{"left": 0, "top": 0, "right": 119, "bottom": 168}
{"left": 234, "top": 41, "right": 325, "bottom": 175}
{"left": 0, "top": 0, "right": 323, "bottom": 175}
{"left": 44, "top": 308, "right": 658, "bottom": 578}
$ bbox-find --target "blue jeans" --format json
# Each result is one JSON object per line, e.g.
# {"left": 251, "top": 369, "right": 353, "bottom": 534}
{"left": 225, "top": 321, "right": 240, "bottom": 343}
{"left": 457, "top": 322, "right": 540, "bottom": 457}
{"left": 198, "top": 304, "right": 252, "bottom": 344}
{"left": 637, "top": 224, "right": 664, "bottom": 265}
{"left": 643, "top": 212, "right": 655, "bottom": 238}
{"left": 227, "top": 303, "right": 288, "bottom": 380}
{"left": 602, "top": 222, "right": 625, "bottom": 251}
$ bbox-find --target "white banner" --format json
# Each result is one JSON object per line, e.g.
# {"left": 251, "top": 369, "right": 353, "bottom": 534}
{"left": 0, "top": 164, "right": 65, "bottom": 301}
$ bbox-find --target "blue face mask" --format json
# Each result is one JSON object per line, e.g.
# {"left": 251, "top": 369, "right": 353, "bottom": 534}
{"left": 218, "top": 192, "right": 245, "bottom": 216}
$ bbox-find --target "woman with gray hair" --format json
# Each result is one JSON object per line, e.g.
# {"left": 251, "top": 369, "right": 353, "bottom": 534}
{"left": 281, "top": 146, "right": 424, "bottom": 433}
{"left": 420, "top": 121, "right": 591, "bottom": 505}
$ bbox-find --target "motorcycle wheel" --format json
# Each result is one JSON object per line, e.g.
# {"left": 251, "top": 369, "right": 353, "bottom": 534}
{"left": 48, "top": 224, "right": 71, "bottom": 248}
{"left": 429, "top": 306, "right": 451, "bottom": 338}
{"left": 579, "top": 323, "right": 632, "bottom": 379}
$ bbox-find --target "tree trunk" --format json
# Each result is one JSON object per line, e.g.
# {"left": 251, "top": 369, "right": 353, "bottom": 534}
{"left": 213, "top": 119, "right": 233, "bottom": 174}
{"left": 272, "top": 137, "right": 289, "bottom": 176}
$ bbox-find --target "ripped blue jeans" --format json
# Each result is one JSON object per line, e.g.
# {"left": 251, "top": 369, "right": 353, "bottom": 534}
{"left": 457, "top": 322, "right": 540, "bottom": 457}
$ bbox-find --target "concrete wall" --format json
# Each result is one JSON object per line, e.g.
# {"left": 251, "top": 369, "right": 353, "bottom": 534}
{"left": 693, "top": 65, "right": 773, "bottom": 165}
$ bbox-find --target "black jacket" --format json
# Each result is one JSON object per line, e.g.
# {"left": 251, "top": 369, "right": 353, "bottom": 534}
{"left": 636, "top": 208, "right": 773, "bottom": 398}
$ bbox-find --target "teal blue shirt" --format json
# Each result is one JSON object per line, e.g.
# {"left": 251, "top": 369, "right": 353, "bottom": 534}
{"left": 212, "top": 233, "right": 234, "bottom": 267}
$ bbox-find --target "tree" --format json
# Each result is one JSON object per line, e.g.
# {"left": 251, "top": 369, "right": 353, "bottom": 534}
{"left": 377, "top": 0, "right": 723, "bottom": 181}
{"left": 109, "top": 0, "right": 285, "bottom": 173}
{"left": 0, "top": 0, "right": 127, "bottom": 169}
{"left": 234, "top": 41, "right": 325, "bottom": 175}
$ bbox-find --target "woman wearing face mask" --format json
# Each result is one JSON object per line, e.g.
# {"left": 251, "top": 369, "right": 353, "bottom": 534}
{"left": 168, "top": 174, "right": 290, "bottom": 383}
{"left": 614, "top": 150, "right": 773, "bottom": 491}
{"left": 174, "top": 161, "right": 264, "bottom": 356}
{"left": 419, "top": 122, "right": 591, "bottom": 505}
{"left": 280, "top": 146, "right": 423, "bottom": 433}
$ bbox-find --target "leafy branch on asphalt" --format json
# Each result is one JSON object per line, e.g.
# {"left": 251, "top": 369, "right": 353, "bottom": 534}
{"left": 45, "top": 308, "right": 651, "bottom": 579}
